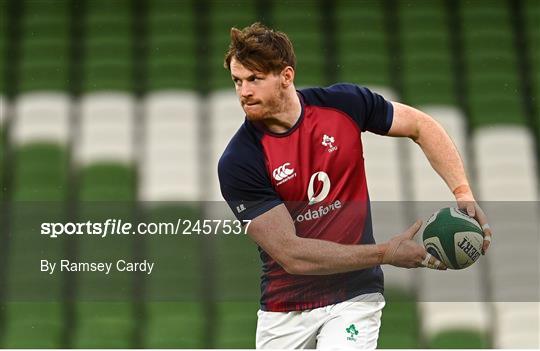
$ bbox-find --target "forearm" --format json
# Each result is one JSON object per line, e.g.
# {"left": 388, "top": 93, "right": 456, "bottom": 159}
{"left": 413, "top": 112, "right": 470, "bottom": 194}
{"left": 282, "top": 237, "right": 387, "bottom": 275}
{"left": 389, "top": 102, "right": 471, "bottom": 195}
{"left": 248, "top": 205, "right": 429, "bottom": 275}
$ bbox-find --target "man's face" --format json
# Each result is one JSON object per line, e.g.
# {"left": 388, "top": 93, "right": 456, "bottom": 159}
{"left": 230, "top": 58, "right": 285, "bottom": 121}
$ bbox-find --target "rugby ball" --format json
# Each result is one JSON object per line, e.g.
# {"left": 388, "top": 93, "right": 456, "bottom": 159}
{"left": 423, "top": 207, "right": 484, "bottom": 270}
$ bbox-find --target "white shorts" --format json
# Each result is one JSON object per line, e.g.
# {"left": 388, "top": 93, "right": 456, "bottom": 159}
{"left": 256, "top": 292, "right": 385, "bottom": 349}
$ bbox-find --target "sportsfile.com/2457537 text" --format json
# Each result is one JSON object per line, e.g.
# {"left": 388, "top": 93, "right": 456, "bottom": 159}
{"left": 40, "top": 219, "right": 252, "bottom": 238}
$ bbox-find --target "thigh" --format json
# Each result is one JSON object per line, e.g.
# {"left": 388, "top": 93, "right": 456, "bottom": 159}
{"left": 316, "top": 293, "right": 385, "bottom": 350}
{"left": 256, "top": 309, "right": 324, "bottom": 349}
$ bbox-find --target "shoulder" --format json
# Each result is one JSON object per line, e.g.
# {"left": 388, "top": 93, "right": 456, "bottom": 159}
{"left": 217, "top": 121, "right": 281, "bottom": 218}
{"left": 299, "top": 83, "right": 373, "bottom": 106}
{"left": 299, "top": 83, "right": 394, "bottom": 135}
{"left": 218, "top": 121, "right": 266, "bottom": 179}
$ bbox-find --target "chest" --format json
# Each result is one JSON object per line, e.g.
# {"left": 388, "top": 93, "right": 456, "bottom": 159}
{"left": 260, "top": 107, "right": 364, "bottom": 202}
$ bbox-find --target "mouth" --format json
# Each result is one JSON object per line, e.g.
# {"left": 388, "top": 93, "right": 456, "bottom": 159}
{"left": 242, "top": 99, "right": 260, "bottom": 105}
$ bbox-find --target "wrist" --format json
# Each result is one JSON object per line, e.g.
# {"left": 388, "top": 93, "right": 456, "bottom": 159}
{"left": 452, "top": 184, "right": 473, "bottom": 200}
{"left": 377, "top": 242, "right": 389, "bottom": 265}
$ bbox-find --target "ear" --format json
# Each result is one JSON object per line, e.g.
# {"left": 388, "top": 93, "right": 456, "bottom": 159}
{"left": 281, "top": 66, "right": 295, "bottom": 87}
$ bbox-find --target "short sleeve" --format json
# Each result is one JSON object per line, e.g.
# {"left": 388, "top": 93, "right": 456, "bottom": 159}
{"left": 300, "top": 83, "right": 394, "bottom": 135}
{"left": 218, "top": 128, "right": 282, "bottom": 221}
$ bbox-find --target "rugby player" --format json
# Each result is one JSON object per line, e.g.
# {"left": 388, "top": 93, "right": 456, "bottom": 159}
{"left": 218, "top": 23, "right": 492, "bottom": 349}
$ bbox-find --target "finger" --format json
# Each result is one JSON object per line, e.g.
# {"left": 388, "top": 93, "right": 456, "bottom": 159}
{"left": 472, "top": 204, "right": 488, "bottom": 226}
{"left": 431, "top": 259, "right": 445, "bottom": 270}
{"left": 421, "top": 253, "right": 432, "bottom": 267}
{"left": 422, "top": 253, "right": 447, "bottom": 270}
{"left": 434, "top": 258, "right": 447, "bottom": 270}
{"left": 404, "top": 220, "right": 423, "bottom": 240}
{"left": 467, "top": 202, "right": 476, "bottom": 217}
{"left": 482, "top": 223, "right": 492, "bottom": 254}
{"left": 472, "top": 205, "right": 492, "bottom": 254}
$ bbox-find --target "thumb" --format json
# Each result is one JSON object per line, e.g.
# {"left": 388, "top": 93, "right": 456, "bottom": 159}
{"left": 403, "top": 219, "right": 423, "bottom": 240}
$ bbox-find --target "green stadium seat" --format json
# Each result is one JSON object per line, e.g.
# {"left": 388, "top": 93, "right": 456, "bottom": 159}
{"left": 78, "top": 163, "right": 134, "bottom": 201}
{"left": 73, "top": 90, "right": 137, "bottom": 347}
{"left": 378, "top": 289, "right": 419, "bottom": 349}
{"left": 5, "top": 203, "right": 65, "bottom": 348}
{"left": 468, "top": 93, "right": 523, "bottom": 125}
{"left": 273, "top": 1, "right": 325, "bottom": 87}
{"left": 74, "top": 302, "right": 134, "bottom": 348}
{"left": 0, "top": 0, "right": 6, "bottom": 95}
{"left": 209, "top": 0, "right": 257, "bottom": 90}
{"left": 215, "top": 301, "right": 259, "bottom": 348}
{"left": 145, "top": 302, "right": 204, "bottom": 348}
{"left": 73, "top": 163, "right": 136, "bottom": 348}
{"left": 84, "top": 45, "right": 133, "bottom": 92}
{"left": 429, "top": 330, "right": 489, "bottom": 349}
{"left": 336, "top": 0, "right": 390, "bottom": 87}
{"left": 399, "top": 0, "right": 455, "bottom": 106}
{"left": 461, "top": 0, "right": 526, "bottom": 127}
{"left": 5, "top": 141, "right": 67, "bottom": 348}
{"left": 83, "top": 0, "right": 133, "bottom": 92}
{"left": 6, "top": 93, "right": 70, "bottom": 346}
{"left": 524, "top": 0, "right": 540, "bottom": 138}
{"left": 19, "top": 0, "right": 70, "bottom": 92}
{"left": 214, "top": 232, "right": 260, "bottom": 348}
{"left": 2, "top": 302, "right": 64, "bottom": 348}
{"left": 143, "top": 205, "right": 204, "bottom": 348}
{"left": 147, "top": 1, "right": 196, "bottom": 90}
{"left": 0, "top": 126, "right": 3, "bottom": 198}
{"left": 12, "top": 144, "right": 67, "bottom": 200}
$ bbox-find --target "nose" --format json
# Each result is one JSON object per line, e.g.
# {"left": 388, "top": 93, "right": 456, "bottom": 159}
{"left": 240, "top": 82, "right": 253, "bottom": 98}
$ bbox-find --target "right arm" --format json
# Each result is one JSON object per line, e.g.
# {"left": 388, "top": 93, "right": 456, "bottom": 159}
{"left": 246, "top": 204, "right": 444, "bottom": 275}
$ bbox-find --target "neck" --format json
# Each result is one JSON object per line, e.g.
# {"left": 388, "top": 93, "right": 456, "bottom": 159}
{"left": 262, "top": 87, "right": 301, "bottom": 134}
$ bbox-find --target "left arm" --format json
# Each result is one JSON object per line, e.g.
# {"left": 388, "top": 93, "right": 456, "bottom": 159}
{"left": 387, "top": 101, "right": 493, "bottom": 253}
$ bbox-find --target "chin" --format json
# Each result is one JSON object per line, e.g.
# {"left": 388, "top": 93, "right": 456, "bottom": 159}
{"left": 243, "top": 108, "right": 267, "bottom": 121}
{"left": 246, "top": 115, "right": 267, "bottom": 123}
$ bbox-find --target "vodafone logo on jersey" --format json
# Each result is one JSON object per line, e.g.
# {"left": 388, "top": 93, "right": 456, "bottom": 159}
{"left": 273, "top": 162, "right": 297, "bottom": 186}
{"left": 296, "top": 171, "right": 342, "bottom": 223}
{"left": 307, "top": 171, "right": 331, "bottom": 204}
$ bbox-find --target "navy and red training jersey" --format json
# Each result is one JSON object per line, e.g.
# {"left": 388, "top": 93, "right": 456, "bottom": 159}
{"left": 218, "top": 83, "right": 394, "bottom": 312}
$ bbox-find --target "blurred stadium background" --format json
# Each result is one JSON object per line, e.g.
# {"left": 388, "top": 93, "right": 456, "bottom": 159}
{"left": 0, "top": 0, "right": 539, "bottom": 348}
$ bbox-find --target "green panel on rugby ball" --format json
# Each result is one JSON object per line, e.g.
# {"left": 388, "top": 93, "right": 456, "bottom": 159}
{"left": 422, "top": 207, "right": 484, "bottom": 270}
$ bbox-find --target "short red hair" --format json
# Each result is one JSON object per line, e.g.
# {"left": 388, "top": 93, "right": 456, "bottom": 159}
{"left": 224, "top": 22, "right": 296, "bottom": 74}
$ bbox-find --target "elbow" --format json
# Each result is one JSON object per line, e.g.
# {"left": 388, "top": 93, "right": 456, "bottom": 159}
{"left": 276, "top": 244, "right": 314, "bottom": 275}
{"left": 283, "top": 263, "right": 314, "bottom": 275}
{"left": 410, "top": 115, "right": 437, "bottom": 145}
{"left": 281, "top": 259, "right": 310, "bottom": 275}
{"left": 409, "top": 117, "right": 424, "bottom": 143}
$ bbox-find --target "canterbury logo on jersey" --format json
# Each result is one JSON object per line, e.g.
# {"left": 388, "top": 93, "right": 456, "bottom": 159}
{"left": 273, "top": 162, "right": 297, "bottom": 186}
